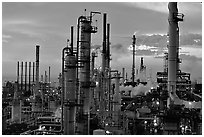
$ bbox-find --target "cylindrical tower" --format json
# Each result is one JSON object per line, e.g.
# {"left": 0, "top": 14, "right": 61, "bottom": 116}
{"left": 25, "top": 62, "right": 27, "bottom": 92}
{"left": 122, "top": 68, "right": 125, "bottom": 85}
{"left": 64, "top": 54, "right": 77, "bottom": 135}
{"left": 35, "top": 45, "right": 40, "bottom": 97}
{"left": 132, "top": 35, "right": 136, "bottom": 87}
{"left": 167, "top": 2, "right": 183, "bottom": 105}
{"left": 113, "top": 72, "right": 121, "bottom": 127}
{"left": 17, "top": 61, "right": 19, "bottom": 92}
{"left": 79, "top": 16, "right": 97, "bottom": 114}
{"left": 33, "top": 62, "right": 35, "bottom": 84}
{"left": 21, "top": 62, "right": 23, "bottom": 90}
{"left": 36, "top": 45, "right": 40, "bottom": 84}
{"left": 29, "top": 62, "right": 31, "bottom": 92}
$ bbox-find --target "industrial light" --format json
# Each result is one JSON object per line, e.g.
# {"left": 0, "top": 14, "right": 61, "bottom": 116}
{"left": 156, "top": 101, "right": 159, "bottom": 105}
{"left": 106, "top": 130, "right": 111, "bottom": 134}
{"left": 96, "top": 81, "right": 99, "bottom": 86}
{"left": 144, "top": 121, "right": 147, "bottom": 124}
{"left": 105, "top": 123, "right": 108, "bottom": 126}
{"left": 154, "top": 123, "right": 158, "bottom": 126}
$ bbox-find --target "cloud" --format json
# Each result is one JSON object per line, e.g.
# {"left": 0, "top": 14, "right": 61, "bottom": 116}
{"left": 2, "top": 34, "right": 12, "bottom": 43}
{"left": 180, "top": 34, "right": 202, "bottom": 46}
{"left": 111, "top": 43, "right": 129, "bottom": 54}
{"left": 180, "top": 54, "right": 202, "bottom": 61}
{"left": 126, "top": 2, "right": 168, "bottom": 14}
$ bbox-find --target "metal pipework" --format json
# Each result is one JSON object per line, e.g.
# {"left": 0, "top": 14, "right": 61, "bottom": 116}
{"left": 71, "top": 26, "right": 74, "bottom": 53}
{"left": 132, "top": 35, "right": 136, "bottom": 87}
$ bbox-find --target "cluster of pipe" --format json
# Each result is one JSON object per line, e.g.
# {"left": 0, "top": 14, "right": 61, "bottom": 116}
{"left": 16, "top": 61, "right": 35, "bottom": 93}
{"left": 167, "top": 2, "right": 201, "bottom": 109}
{"left": 61, "top": 11, "right": 101, "bottom": 135}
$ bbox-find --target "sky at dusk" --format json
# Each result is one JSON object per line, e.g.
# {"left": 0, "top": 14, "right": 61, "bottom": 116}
{"left": 2, "top": 2, "right": 202, "bottom": 83}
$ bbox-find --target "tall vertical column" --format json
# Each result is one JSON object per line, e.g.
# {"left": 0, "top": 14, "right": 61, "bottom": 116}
{"left": 64, "top": 55, "right": 77, "bottom": 135}
{"left": 113, "top": 72, "right": 121, "bottom": 127}
{"left": 100, "top": 13, "right": 107, "bottom": 117}
{"left": 167, "top": 2, "right": 183, "bottom": 105}
{"left": 33, "top": 62, "right": 35, "bottom": 84}
{"left": 17, "top": 61, "right": 19, "bottom": 91}
{"left": 25, "top": 62, "right": 27, "bottom": 92}
{"left": 21, "top": 62, "right": 23, "bottom": 90}
{"left": 102, "top": 13, "right": 107, "bottom": 72}
{"left": 132, "top": 35, "right": 136, "bottom": 87}
{"left": 106, "top": 23, "right": 110, "bottom": 68}
{"left": 35, "top": 45, "right": 40, "bottom": 97}
{"left": 49, "top": 66, "right": 51, "bottom": 84}
{"left": 29, "top": 62, "right": 31, "bottom": 92}
{"left": 70, "top": 26, "right": 74, "bottom": 51}
{"left": 122, "top": 68, "right": 125, "bottom": 85}
{"left": 45, "top": 71, "right": 47, "bottom": 83}
{"left": 36, "top": 45, "right": 40, "bottom": 83}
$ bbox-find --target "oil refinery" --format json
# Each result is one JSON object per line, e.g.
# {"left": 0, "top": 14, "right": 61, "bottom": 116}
{"left": 2, "top": 2, "right": 202, "bottom": 135}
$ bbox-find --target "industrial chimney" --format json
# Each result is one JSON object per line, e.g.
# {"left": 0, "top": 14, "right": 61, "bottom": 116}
{"left": 36, "top": 45, "right": 40, "bottom": 84}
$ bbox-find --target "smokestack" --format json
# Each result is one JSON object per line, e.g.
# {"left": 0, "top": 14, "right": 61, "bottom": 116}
{"left": 122, "top": 68, "right": 125, "bottom": 85}
{"left": 49, "top": 66, "right": 50, "bottom": 83}
{"left": 140, "top": 57, "right": 144, "bottom": 71}
{"left": 132, "top": 35, "right": 136, "bottom": 86}
{"left": 168, "top": 2, "right": 183, "bottom": 105}
{"left": 25, "top": 62, "right": 27, "bottom": 91}
{"left": 21, "top": 62, "right": 23, "bottom": 90}
{"left": 33, "top": 62, "right": 35, "bottom": 84}
{"left": 107, "top": 23, "right": 110, "bottom": 68}
{"left": 102, "top": 13, "right": 107, "bottom": 72}
{"left": 17, "top": 61, "right": 19, "bottom": 91}
{"left": 36, "top": 45, "right": 40, "bottom": 84}
{"left": 29, "top": 62, "right": 31, "bottom": 92}
{"left": 71, "top": 26, "right": 74, "bottom": 52}
{"left": 103, "top": 13, "right": 107, "bottom": 54}
{"left": 45, "top": 71, "right": 47, "bottom": 83}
